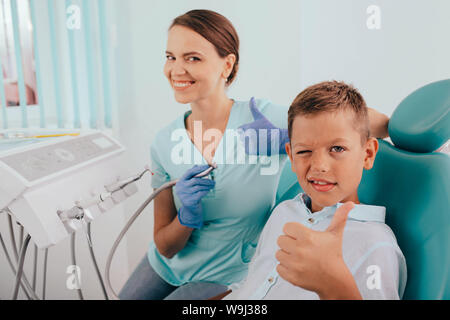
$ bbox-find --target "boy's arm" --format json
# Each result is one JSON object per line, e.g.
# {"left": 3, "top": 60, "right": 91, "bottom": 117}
{"left": 368, "top": 107, "right": 390, "bottom": 139}
{"left": 351, "top": 242, "right": 406, "bottom": 300}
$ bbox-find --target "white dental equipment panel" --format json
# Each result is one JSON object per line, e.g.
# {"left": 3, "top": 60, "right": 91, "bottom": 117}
{"left": 0, "top": 131, "right": 137, "bottom": 249}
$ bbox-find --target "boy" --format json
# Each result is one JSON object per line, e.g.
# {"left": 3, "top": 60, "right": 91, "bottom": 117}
{"left": 223, "top": 81, "right": 407, "bottom": 299}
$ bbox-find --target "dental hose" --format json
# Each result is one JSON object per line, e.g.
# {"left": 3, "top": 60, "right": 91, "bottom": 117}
{"left": 12, "top": 234, "right": 32, "bottom": 300}
{"left": 71, "top": 232, "right": 84, "bottom": 300}
{"left": 87, "top": 222, "right": 109, "bottom": 300}
{"left": 104, "top": 180, "right": 177, "bottom": 300}
{"left": 104, "top": 163, "right": 216, "bottom": 300}
{"left": 4, "top": 211, "right": 40, "bottom": 300}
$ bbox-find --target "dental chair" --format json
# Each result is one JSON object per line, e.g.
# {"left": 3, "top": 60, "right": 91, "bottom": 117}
{"left": 275, "top": 79, "right": 450, "bottom": 300}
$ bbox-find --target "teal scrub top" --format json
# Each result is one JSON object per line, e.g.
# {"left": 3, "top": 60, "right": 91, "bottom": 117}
{"left": 148, "top": 98, "right": 289, "bottom": 286}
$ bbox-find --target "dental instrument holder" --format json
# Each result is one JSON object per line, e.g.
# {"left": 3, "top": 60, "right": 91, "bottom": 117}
{"left": 57, "top": 168, "right": 145, "bottom": 246}
{"left": 0, "top": 131, "right": 137, "bottom": 249}
{"left": 58, "top": 206, "right": 92, "bottom": 247}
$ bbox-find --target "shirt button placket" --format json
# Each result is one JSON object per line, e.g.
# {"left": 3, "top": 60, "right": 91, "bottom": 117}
{"left": 249, "top": 268, "right": 278, "bottom": 299}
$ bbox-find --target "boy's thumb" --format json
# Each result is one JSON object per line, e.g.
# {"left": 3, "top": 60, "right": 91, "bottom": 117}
{"left": 326, "top": 202, "right": 355, "bottom": 236}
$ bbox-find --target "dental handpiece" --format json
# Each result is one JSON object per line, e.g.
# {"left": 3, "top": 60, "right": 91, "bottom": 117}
{"left": 193, "top": 163, "right": 217, "bottom": 178}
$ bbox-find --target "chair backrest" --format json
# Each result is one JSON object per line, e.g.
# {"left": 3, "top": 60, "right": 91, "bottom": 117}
{"left": 359, "top": 140, "right": 450, "bottom": 299}
{"left": 275, "top": 79, "right": 450, "bottom": 299}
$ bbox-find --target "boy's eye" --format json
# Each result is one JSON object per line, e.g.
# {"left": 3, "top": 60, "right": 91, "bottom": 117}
{"left": 331, "top": 146, "right": 345, "bottom": 153}
{"left": 296, "top": 150, "right": 311, "bottom": 155}
{"left": 166, "top": 55, "right": 175, "bottom": 60}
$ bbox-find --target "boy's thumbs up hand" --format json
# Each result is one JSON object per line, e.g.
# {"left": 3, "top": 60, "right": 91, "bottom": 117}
{"left": 327, "top": 201, "right": 354, "bottom": 236}
{"left": 276, "top": 202, "right": 361, "bottom": 299}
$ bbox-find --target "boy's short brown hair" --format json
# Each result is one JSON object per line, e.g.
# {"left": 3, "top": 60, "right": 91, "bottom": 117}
{"left": 288, "top": 81, "right": 370, "bottom": 144}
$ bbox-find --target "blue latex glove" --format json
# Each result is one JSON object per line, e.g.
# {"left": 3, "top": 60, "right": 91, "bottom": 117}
{"left": 237, "top": 97, "right": 289, "bottom": 155}
{"left": 175, "top": 164, "right": 215, "bottom": 229}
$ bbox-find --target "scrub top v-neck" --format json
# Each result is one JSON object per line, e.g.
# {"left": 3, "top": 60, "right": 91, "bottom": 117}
{"left": 148, "top": 98, "right": 289, "bottom": 286}
{"left": 182, "top": 102, "right": 232, "bottom": 167}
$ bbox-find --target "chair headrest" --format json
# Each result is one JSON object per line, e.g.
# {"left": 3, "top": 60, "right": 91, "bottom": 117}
{"left": 388, "top": 79, "right": 450, "bottom": 153}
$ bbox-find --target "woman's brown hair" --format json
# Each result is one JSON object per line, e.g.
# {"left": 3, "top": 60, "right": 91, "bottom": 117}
{"left": 170, "top": 9, "right": 240, "bottom": 86}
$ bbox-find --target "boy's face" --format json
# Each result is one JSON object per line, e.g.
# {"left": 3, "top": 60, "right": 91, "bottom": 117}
{"left": 286, "top": 109, "right": 378, "bottom": 213}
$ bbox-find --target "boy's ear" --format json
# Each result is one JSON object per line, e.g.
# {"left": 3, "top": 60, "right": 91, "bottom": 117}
{"left": 363, "top": 137, "right": 379, "bottom": 170}
{"left": 286, "top": 142, "right": 293, "bottom": 163}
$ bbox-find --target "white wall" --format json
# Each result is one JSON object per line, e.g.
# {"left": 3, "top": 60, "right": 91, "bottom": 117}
{"left": 298, "top": 0, "right": 450, "bottom": 116}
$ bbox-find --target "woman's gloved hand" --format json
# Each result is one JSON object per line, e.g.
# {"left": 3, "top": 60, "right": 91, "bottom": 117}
{"left": 175, "top": 164, "right": 215, "bottom": 229}
{"left": 238, "top": 97, "right": 289, "bottom": 155}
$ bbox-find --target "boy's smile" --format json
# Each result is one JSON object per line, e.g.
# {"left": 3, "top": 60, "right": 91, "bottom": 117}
{"left": 286, "top": 109, "right": 378, "bottom": 213}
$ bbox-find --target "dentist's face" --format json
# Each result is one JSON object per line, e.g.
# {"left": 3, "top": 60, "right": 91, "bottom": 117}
{"left": 164, "top": 25, "right": 231, "bottom": 104}
{"left": 286, "top": 110, "right": 378, "bottom": 212}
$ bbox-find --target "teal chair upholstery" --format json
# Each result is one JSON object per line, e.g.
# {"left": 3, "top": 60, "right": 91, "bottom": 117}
{"left": 275, "top": 79, "right": 450, "bottom": 299}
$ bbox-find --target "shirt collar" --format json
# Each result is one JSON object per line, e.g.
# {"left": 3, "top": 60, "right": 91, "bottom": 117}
{"left": 296, "top": 193, "right": 386, "bottom": 223}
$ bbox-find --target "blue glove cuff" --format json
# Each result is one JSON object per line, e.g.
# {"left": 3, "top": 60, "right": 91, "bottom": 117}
{"left": 177, "top": 207, "right": 203, "bottom": 229}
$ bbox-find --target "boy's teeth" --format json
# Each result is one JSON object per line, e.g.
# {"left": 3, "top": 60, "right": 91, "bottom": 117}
{"left": 314, "top": 181, "right": 329, "bottom": 185}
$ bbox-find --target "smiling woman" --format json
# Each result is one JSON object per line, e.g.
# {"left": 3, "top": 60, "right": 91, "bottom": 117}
{"left": 167, "top": 9, "right": 240, "bottom": 85}
{"left": 118, "top": 9, "right": 292, "bottom": 301}
{"left": 163, "top": 11, "right": 239, "bottom": 108}
{"left": 162, "top": 11, "right": 241, "bottom": 166}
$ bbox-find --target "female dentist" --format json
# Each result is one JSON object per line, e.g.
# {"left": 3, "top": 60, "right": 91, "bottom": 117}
{"left": 119, "top": 9, "right": 389, "bottom": 300}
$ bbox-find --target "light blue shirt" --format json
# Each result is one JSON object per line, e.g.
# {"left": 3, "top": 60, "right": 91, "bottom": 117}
{"left": 225, "top": 193, "right": 407, "bottom": 300}
{"left": 148, "top": 98, "right": 289, "bottom": 286}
